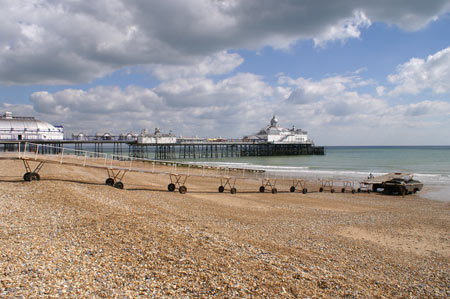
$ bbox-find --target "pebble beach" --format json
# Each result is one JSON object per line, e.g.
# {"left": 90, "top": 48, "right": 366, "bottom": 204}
{"left": 0, "top": 159, "right": 449, "bottom": 298}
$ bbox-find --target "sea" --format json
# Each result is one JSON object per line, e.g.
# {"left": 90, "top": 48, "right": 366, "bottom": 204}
{"left": 183, "top": 146, "right": 450, "bottom": 202}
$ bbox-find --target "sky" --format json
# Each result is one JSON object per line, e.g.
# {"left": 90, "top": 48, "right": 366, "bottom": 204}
{"left": 1, "top": 0, "right": 450, "bottom": 145}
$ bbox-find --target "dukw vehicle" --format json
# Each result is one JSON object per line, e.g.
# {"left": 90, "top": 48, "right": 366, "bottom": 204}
{"left": 360, "top": 173, "right": 423, "bottom": 195}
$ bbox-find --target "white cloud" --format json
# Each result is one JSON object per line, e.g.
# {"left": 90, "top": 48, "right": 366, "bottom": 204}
{"left": 155, "top": 72, "right": 273, "bottom": 107}
{"left": 388, "top": 47, "right": 450, "bottom": 95}
{"left": 1, "top": 0, "right": 449, "bottom": 84}
{"left": 313, "top": 11, "right": 371, "bottom": 47}
{"left": 152, "top": 51, "right": 243, "bottom": 80}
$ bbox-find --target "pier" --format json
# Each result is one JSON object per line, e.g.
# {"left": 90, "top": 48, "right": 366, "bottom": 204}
{"left": 1, "top": 140, "right": 324, "bottom": 160}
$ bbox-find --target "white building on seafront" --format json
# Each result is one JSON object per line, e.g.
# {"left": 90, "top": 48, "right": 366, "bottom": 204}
{"left": 137, "top": 128, "right": 177, "bottom": 144}
{"left": 244, "top": 115, "right": 310, "bottom": 144}
{"left": 0, "top": 112, "right": 64, "bottom": 141}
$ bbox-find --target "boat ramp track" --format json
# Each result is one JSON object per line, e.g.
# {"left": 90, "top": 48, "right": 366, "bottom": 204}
{"left": 0, "top": 142, "right": 369, "bottom": 195}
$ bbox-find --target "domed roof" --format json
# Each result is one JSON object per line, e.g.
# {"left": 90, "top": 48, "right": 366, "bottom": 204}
{"left": 0, "top": 112, "right": 61, "bottom": 132}
{"left": 270, "top": 115, "right": 279, "bottom": 127}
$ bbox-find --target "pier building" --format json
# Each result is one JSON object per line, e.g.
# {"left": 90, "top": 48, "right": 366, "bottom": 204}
{"left": 137, "top": 128, "right": 176, "bottom": 144}
{"left": 0, "top": 112, "right": 63, "bottom": 141}
{"left": 244, "top": 115, "right": 310, "bottom": 144}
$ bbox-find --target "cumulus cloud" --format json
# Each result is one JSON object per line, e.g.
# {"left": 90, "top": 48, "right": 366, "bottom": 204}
{"left": 388, "top": 47, "right": 450, "bottom": 95}
{"left": 1, "top": 0, "right": 449, "bottom": 84}
{"left": 25, "top": 74, "right": 277, "bottom": 136}
{"left": 152, "top": 51, "right": 244, "bottom": 80}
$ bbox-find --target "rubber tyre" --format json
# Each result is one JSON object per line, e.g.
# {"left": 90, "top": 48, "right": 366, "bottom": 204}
{"left": 168, "top": 183, "right": 176, "bottom": 192}
{"left": 271, "top": 188, "right": 277, "bottom": 194}
{"left": 331, "top": 189, "right": 335, "bottom": 193}
{"left": 341, "top": 188, "right": 345, "bottom": 193}
{"left": 179, "top": 186, "right": 187, "bottom": 194}
{"left": 259, "top": 186, "right": 265, "bottom": 193}
{"left": 31, "top": 173, "right": 40, "bottom": 181}
{"left": 319, "top": 187, "right": 323, "bottom": 192}
{"left": 357, "top": 188, "right": 361, "bottom": 193}
{"left": 302, "top": 188, "right": 308, "bottom": 194}
{"left": 230, "top": 187, "right": 237, "bottom": 194}
{"left": 218, "top": 186, "right": 225, "bottom": 193}
{"left": 352, "top": 189, "right": 356, "bottom": 194}
{"left": 23, "top": 172, "right": 31, "bottom": 181}
{"left": 106, "top": 178, "right": 115, "bottom": 186}
{"left": 114, "top": 181, "right": 124, "bottom": 189}
{"left": 290, "top": 186, "right": 295, "bottom": 193}
{"left": 400, "top": 187, "right": 406, "bottom": 196}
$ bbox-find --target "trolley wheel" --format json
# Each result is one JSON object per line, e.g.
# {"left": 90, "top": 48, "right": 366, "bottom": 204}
{"left": 230, "top": 187, "right": 237, "bottom": 194}
{"left": 114, "top": 181, "right": 124, "bottom": 189}
{"left": 357, "top": 188, "right": 361, "bottom": 193}
{"left": 218, "top": 186, "right": 225, "bottom": 193}
{"left": 319, "top": 187, "right": 323, "bottom": 192}
{"left": 290, "top": 186, "right": 295, "bottom": 192}
{"left": 341, "top": 188, "right": 345, "bottom": 193}
{"left": 168, "top": 183, "right": 176, "bottom": 192}
{"left": 179, "top": 186, "right": 187, "bottom": 194}
{"left": 352, "top": 189, "right": 356, "bottom": 194}
{"left": 106, "top": 178, "right": 115, "bottom": 186}
{"left": 259, "top": 186, "right": 265, "bottom": 193}
{"left": 271, "top": 188, "right": 277, "bottom": 194}
{"left": 331, "top": 188, "right": 335, "bottom": 193}
{"left": 23, "top": 172, "right": 31, "bottom": 181}
{"left": 302, "top": 188, "right": 308, "bottom": 194}
{"left": 31, "top": 173, "right": 40, "bottom": 181}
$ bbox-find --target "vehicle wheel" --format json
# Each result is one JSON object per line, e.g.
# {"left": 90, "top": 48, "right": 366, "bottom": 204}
{"left": 302, "top": 188, "right": 308, "bottom": 194}
{"left": 319, "top": 187, "right": 323, "bottom": 192}
{"left": 30, "top": 173, "right": 40, "bottom": 181}
{"left": 230, "top": 187, "right": 237, "bottom": 194}
{"left": 271, "top": 188, "right": 277, "bottom": 194}
{"left": 114, "top": 181, "right": 124, "bottom": 189}
{"left": 290, "top": 186, "right": 295, "bottom": 192}
{"left": 352, "top": 189, "right": 356, "bottom": 194}
{"left": 168, "top": 183, "right": 175, "bottom": 192}
{"left": 331, "top": 188, "right": 335, "bottom": 193}
{"left": 367, "top": 189, "right": 371, "bottom": 194}
{"left": 179, "top": 186, "right": 187, "bottom": 194}
{"left": 400, "top": 187, "right": 406, "bottom": 196}
{"left": 259, "top": 186, "right": 265, "bottom": 193}
{"left": 23, "top": 172, "right": 31, "bottom": 181}
{"left": 106, "top": 178, "right": 115, "bottom": 186}
{"left": 218, "top": 186, "right": 225, "bottom": 193}
{"left": 341, "top": 188, "right": 345, "bottom": 193}
{"left": 357, "top": 188, "right": 361, "bottom": 193}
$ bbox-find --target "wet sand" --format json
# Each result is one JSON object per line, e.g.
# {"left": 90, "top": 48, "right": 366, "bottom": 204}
{"left": 0, "top": 159, "right": 449, "bottom": 297}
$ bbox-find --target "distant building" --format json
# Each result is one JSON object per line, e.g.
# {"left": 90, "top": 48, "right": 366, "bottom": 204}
{"left": 72, "top": 132, "right": 89, "bottom": 141}
{"left": 177, "top": 136, "right": 205, "bottom": 143}
{"left": 0, "top": 112, "right": 64, "bottom": 141}
{"left": 137, "top": 128, "right": 176, "bottom": 144}
{"left": 244, "top": 115, "right": 310, "bottom": 144}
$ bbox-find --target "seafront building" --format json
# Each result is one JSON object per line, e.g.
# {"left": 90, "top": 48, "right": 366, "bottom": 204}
{"left": 244, "top": 115, "right": 310, "bottom": 144}
{"left": 137, "top": 128, "right": 177, "bottom": 144}
{"left": 0, "top": 112, "right": 63, "bottom": 141}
